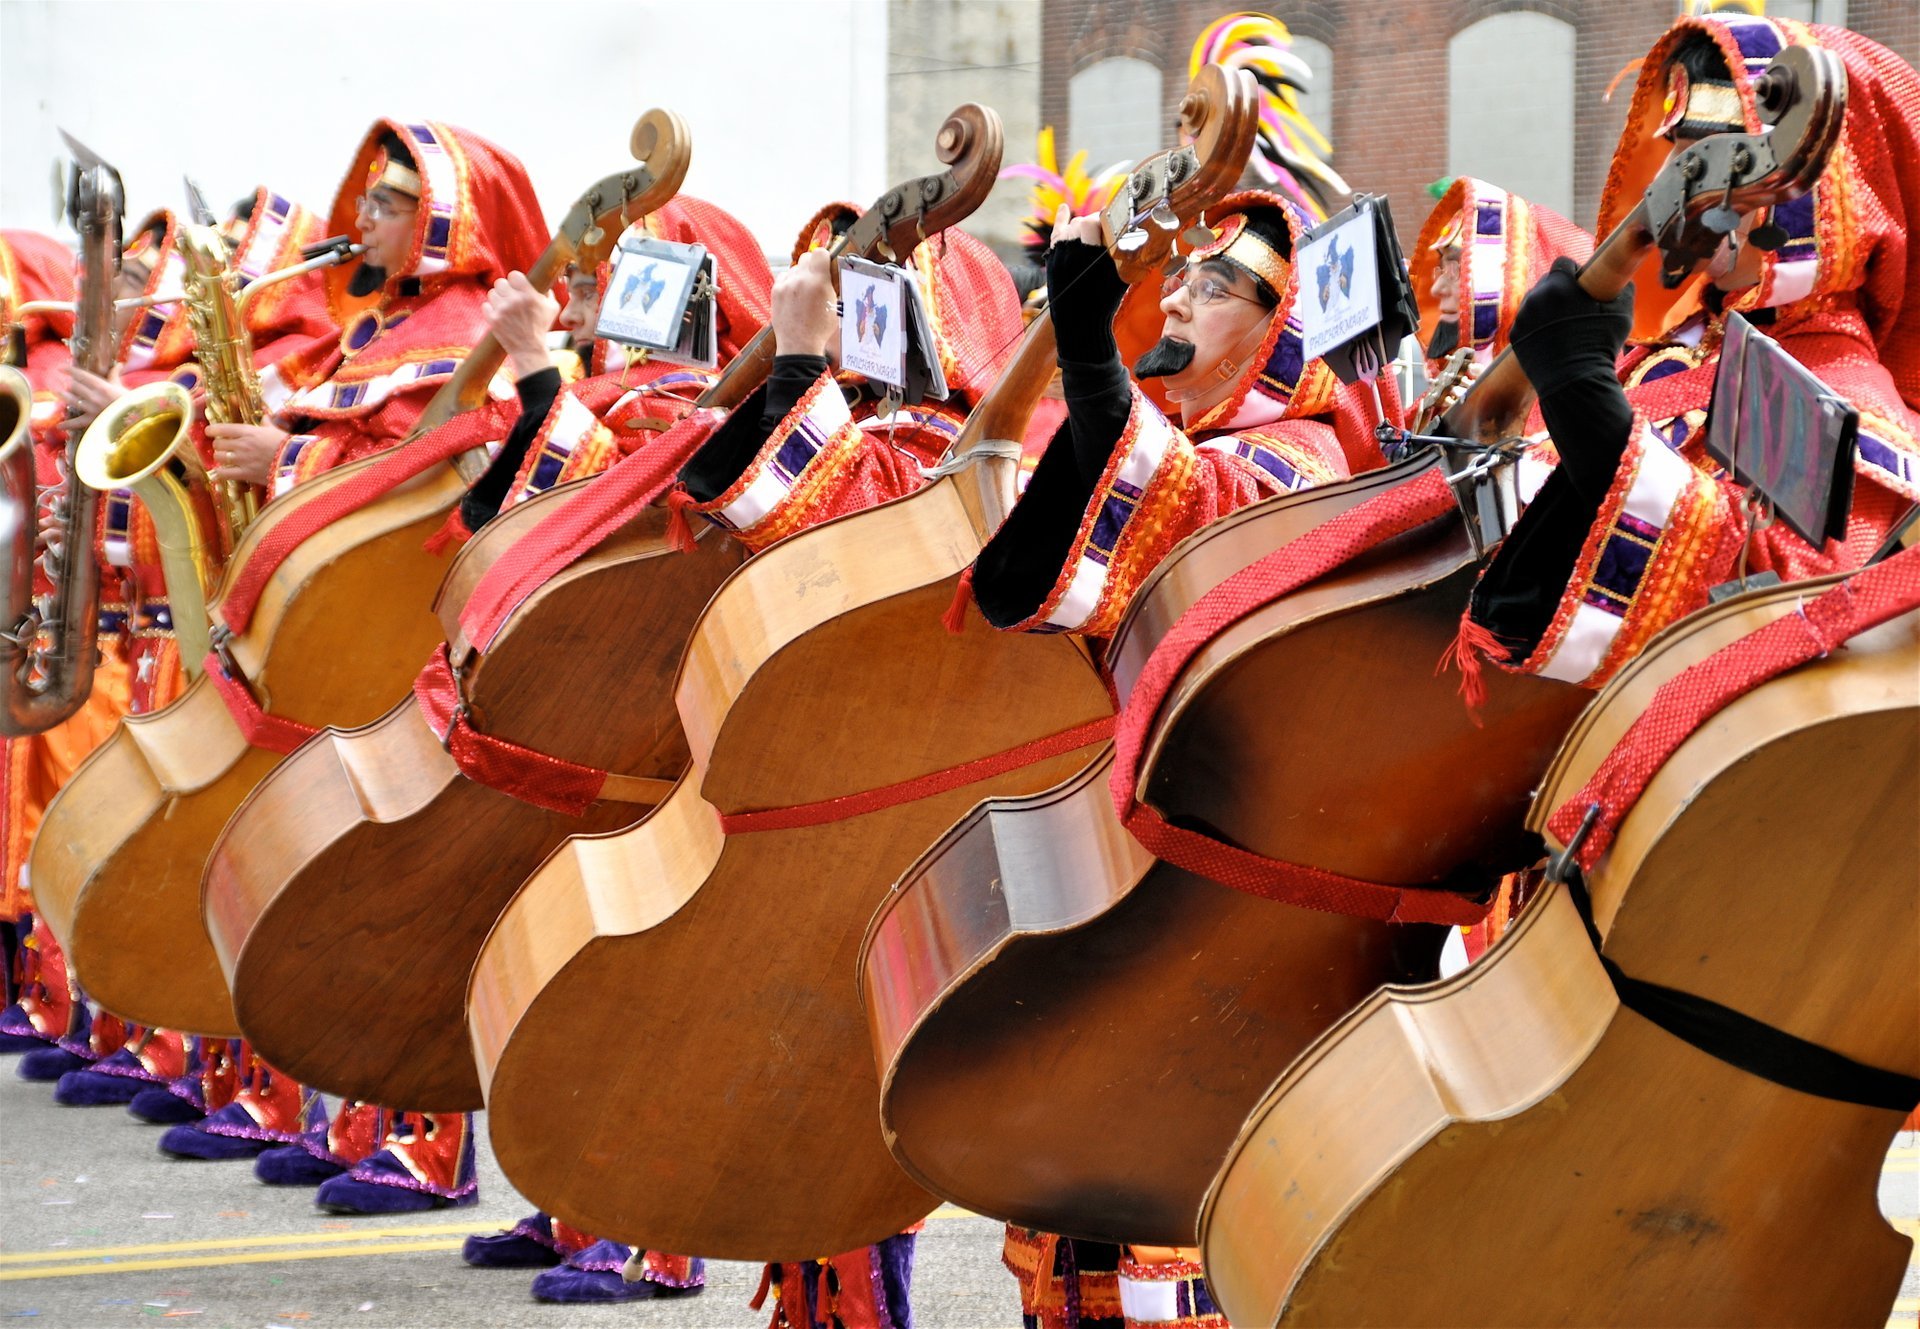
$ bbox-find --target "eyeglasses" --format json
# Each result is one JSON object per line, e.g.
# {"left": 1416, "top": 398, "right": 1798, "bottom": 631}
{"left": 1161, "top": 266, "right": 1263, "bottom": 308}
{"left": 355, "top": 192, "right": 417, "bottom": 223}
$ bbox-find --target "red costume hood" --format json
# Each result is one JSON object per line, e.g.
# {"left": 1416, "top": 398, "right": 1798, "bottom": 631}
{"left": 285, "top": 120, "right": 547, "bottom": 423}
{"left": 117, "top": 208, "right": 194, "bottom": 383}
{"left": 1412, "top": 178, "right": 1593, "bottom": 368}
{"left": 227, "top": 186, "right": 338, "bottom": 390}
{"left": 1598, "top": 14, "right": 1920, "bottom": 498}
{"left": 1598, "top": 15, "right": 1920, "bottom": 385}
{"left": 1, "top": 230, "right": 76, "bottom": 392}
{"left": 322, "top": 118, "right": 548, "bottom": 321}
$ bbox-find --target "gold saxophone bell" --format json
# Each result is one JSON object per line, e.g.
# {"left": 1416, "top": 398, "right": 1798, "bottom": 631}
{"left": 74, "top": 382, "right": 218, "bottom": 675}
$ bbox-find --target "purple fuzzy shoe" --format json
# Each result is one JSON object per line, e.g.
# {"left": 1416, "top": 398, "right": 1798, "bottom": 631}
{"left": 532, "top": 1241, "right": 688, "bottom": 1303}
{"left": 254, "top": 1129, "right": 346, "bottom": 1187}
{"left": 0, "top": 1004, "right": 47, "bottom": 1054}
{"left": 161, "top": 1101, "right": 292, "bottom": 1160}
{"left": 128, "top": 1085, "right": 204, "bottom": 1124}
{"left": 54, "top": 1049, "right": 154, "bottom": 1105}
{"left": 463, "top": 1212, "right": 565, "bottom": 1268}
{"left": 314, "top": 1124, "right": 479, "bottom": 1216}
{"left": 18, "top": 1044, "right": 92, "bottom": 1081}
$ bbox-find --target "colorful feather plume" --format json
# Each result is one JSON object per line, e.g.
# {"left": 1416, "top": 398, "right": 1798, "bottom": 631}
{"left": 1190, "top": 11, "right": 1349, "bottom": 220}
{"left": 999, "top": 126, "right": 1132, "bottom": 249}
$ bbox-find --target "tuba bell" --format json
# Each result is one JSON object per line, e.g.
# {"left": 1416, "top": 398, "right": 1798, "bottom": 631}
{"left": 72, "top": 381, "right": 218, "bottom": 675}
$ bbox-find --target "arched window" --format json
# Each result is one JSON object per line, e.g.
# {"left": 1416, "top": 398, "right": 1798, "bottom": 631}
{"left": 1069, "top": 56, "right": 1165, "bottom": 172}
{"left": 1758, "top": 0, "right": 1848, "bottom": 24}
{"left": 1447, "top": 12, "right": 1576, "bottom": 218}
{"left": 1288, "top": 34, "right": 1335, "bottom": 145}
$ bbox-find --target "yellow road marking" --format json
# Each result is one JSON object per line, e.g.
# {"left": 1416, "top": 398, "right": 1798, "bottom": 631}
{"left": 0, "top": 1238, "right": 466, "bottom": 1281}
{"left": 0, "top": 1220, "right": 497, "bottom": 1264}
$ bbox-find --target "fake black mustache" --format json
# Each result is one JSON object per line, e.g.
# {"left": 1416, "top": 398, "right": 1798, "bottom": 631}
{"left": 346, "top": 261, "right": 388, "bottom": 298}
{"left": 1133, "top": 336, "right": 1197, "bottom": 379}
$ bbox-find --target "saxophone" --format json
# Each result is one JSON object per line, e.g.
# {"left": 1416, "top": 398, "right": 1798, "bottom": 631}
{"left": 69, "top": 228, "right": 364, "bottom": 677}
{"left": 0, "top": 156, "right": 120, "bottom": 736}
{"left": 178, "top": 223, "right": 263, "bottom": 543}
{"left": 70, "top": 223, "right": 262, "bottom": 679}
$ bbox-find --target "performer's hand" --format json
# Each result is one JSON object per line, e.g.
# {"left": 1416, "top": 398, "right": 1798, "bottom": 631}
{"left": 1048, "top": 202, "right": 1105, "bottom": 249}
{"left": 771, "top": 249, "right": 840, "bottom": 360}
{"left": 485, "top": 272, "right": 560, "bottom": 381}
{"left": 207, "top": 422, "right": 289, "bottom": 488}
{"left": 63, "top": 365, "right": 127, "bottom": 435}
{"left": 35, "top": 485, "right": 67, "bottom": 556}
{"left": 1509, "top": 258, "right": 1634, "bottom": 399}
{"left": 1044, "top": 205, "right": 1128, "bottom": 365}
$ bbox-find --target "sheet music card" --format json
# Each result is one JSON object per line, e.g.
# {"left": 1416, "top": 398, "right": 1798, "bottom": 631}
{"left": 596, "top": 237, "right": 714, "bottom": 368}
{"left": 1297, "top": 194, "right": 1417, "bottom": 386}
{"left": 1705, "top": 311, "right": 1856, "bottom": 547}
{"left": 838, "top": 256, "right": 948, "bottom": 407}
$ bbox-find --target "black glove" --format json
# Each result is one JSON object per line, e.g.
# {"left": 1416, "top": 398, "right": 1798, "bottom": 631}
{"left": 1509, "top": 257, "right": 1636, "bottom": 502}
{"left": 1044, "top": 236, "right": 1128, "bottom": 365}
{"left": 1509, "top": 257, "right": 1634, "bottom": 398}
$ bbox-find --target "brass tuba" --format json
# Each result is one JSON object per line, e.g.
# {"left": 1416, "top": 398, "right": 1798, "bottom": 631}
{"left": 73, "top": 382, "right": 217, "bottom": 672}
{"left": 1, "top": 149, "right": 120, "bottom": 736}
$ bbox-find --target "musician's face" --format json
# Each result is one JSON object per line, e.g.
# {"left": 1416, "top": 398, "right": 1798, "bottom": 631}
{"left": 1432, "top": 250, "right": 1461, "bottom": 319}
{"left": 355, "top": 186, "right": 419, "bottom": 274}
{"left": 1155, "top": 259, "right": 1272, "bottom": 397}
{"left": 559, "top": 274, "right": 601, "bottom": 344}
{"left": 112, "top": 256, "right": 151, "bottom": 338}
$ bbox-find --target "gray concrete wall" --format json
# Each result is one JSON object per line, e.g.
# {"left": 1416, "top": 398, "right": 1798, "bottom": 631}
{"left": 887, "top": 0, "right": 1043, "bottom": 264}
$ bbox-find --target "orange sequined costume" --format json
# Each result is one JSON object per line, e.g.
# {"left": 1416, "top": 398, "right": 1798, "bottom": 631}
{"left": 1459, "top": 15, "right": 1920, "bottom": 692}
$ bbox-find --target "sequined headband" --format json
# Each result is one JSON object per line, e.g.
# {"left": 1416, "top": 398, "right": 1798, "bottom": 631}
{"left": 1657, "top": 63, "right": 1745, "bottom": 141}
{"left": 365, "top": 147, "right": 422, "bottom": 198}
{"left": 1428, "top": 212, "right": 1465, "bottom": 255}
{"left": 1190, "top": 214, "right": 1290, "bottom": 295}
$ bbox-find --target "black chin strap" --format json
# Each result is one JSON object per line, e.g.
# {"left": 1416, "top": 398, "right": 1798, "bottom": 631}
{"left": 1553, "top": 810, "right": 1920, "bottom": 1115}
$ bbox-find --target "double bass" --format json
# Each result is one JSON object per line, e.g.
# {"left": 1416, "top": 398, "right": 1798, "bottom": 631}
{"left": 462, "top": 75, "right": 1259, "bottom": 1259}
{"left": 28, "top": 114, "right": 691, "bottom": 1036}
{"left": 858, "top": 42, "right": 1848, "bottom": 1245}
{"left": 202, "top": 108, "right": 1006, "bottom": 1112}
{"left": 1199, "top": 557, "right": 1919, "bottom": 1326}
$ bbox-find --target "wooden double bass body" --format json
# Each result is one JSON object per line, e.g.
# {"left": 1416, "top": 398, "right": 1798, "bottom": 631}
{"left": 1200, "top": 569, "right": 1920, "bottom": 1326}
{"left": 465, "top": 71, "right": 1265, "bottom": 1263}
{"left": 859, "top": 44, "right": 1854, "bottom": 1245}
{"left": 467, "top": 398, "right": 1113, "bottom": 1258}
{"left": 862, "top": 451, "right": 1586, "bottom": 1245}
{"left": 27, "top": 116, "right": 694, "bottom": 1037}
{"left": 200, "top": 493, "right": 741, "bottom": 1108}
{"left": 199, "top": 107, "right": 1014, "bottom": 1113}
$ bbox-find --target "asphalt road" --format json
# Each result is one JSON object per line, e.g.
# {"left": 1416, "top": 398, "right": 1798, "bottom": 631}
{"left": 1, "top": 1060, "right": 1914, "bottom": 1328}
{"left": 0, "top": 1066, "right": 1017, "bottom": 1328}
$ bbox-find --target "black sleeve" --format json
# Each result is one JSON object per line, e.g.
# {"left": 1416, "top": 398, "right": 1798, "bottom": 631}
{"left": 1509, "top": 259, "right": 1636, "bottom": 505}
{"left": 1045, "top": 237, "right": 1135, "bottom": 487}
{"left": 678, "top": 354, "right": 831, "bottom": 503}
{"left": 459, "top": 366, "right": 561, "bottom": 533}
{"left": 1469, "top": 260, "right": 1637, "bottom": 656}
{"left": 969, "top": 239, "right": 1140, "bottom": 629}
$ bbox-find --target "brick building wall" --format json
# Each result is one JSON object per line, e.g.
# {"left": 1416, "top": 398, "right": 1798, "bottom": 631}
{"left": 1039, "top": 0, "right": 1919, "bottom": 245}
